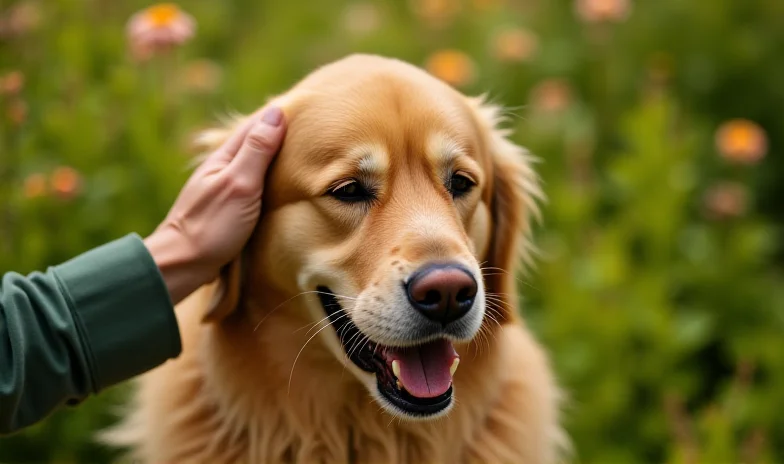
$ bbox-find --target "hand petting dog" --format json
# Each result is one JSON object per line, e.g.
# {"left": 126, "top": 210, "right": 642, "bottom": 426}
{"left": 144, "top": 105, "right": 287, "bottom": 304}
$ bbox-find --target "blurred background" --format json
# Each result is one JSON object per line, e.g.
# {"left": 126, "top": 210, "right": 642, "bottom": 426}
{"left": 1, "top": 0, "right": 782, "bottom": 462}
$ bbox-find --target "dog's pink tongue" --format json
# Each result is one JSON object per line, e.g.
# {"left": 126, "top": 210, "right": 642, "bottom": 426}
{"left": 388, "top": 339, "right": 458, "bottom": 399}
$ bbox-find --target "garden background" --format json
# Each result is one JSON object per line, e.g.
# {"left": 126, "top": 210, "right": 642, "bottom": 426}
{"left": 1, "top": 0, "right": 783, "bottom": 462}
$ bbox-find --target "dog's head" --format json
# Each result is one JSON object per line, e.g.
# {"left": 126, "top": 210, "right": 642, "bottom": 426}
{"left": 198, "top": 54, "right": 541, "bottom": 420}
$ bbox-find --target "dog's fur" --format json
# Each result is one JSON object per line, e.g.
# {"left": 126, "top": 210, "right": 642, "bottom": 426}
{"left": 101, "top": 54, "right": 568, "bottom": 463}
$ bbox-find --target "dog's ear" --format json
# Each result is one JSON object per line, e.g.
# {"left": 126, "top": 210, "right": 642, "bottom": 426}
{"left": 466, "top": 96, "right": 544, "bottom": 323}
{"left": 202, "top": 257, "right": 244, "bottom": 322}
{"left": 190, "top": 114, "right": 252, "bottom": 323}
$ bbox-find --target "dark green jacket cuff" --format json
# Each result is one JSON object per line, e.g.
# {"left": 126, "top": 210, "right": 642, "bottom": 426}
{"left": 53, "top": 233, "right": 182, "bottom": 391}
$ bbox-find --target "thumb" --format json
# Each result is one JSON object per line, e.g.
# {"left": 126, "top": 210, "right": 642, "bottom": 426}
{"left": 227, "top": 106, "right": 286, "bottom": 188}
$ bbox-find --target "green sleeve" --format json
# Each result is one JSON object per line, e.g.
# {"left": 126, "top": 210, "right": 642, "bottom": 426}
{"left": 0, "top": 233, "right": 182, "bottom": 435}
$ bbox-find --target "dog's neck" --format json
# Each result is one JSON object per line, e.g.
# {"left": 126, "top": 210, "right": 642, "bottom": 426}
{"left": 186, "top": 281, "right": 504, "bottom": 462}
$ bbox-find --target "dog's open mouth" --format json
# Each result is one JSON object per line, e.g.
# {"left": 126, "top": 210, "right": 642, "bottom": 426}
{"left": 316, "top": 286, "right": 457, "bottom": 417}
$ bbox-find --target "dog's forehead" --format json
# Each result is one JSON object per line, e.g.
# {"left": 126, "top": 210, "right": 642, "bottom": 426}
{"left": 282, "top": 90, "right": 479, "bottom": 170}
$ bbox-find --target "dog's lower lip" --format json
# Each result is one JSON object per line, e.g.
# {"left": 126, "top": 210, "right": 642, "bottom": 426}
{"left": 316, "top": 286, "right": 453, "bottom": 415}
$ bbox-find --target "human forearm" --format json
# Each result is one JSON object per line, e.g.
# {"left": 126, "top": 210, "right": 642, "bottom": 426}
{"left": 0, "top": 234, "right": 181, "bottom": 435}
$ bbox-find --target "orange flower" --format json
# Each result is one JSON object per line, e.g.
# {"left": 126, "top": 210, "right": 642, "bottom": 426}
{"left": 0, "top": 70, "right": 24, "bottom": 95}
{"left": 703, "top": 182, "right": 749, "bottom": 220}
{"left": 715, "top": 119, "right": 768, "bottom": 165}
{"left": 425, "top": 50, "right": 476, "bottom": 87}
{"left": 492, "top": 27, "right": 538, "bottom": 63}
{"left": 529, "top": 79, "right": 573, "bottom": 114}
{"left": 50, "top": 166, "right": 82, "bottom": 200}
{"left": 575, "top": 0, "right": 630, "bottom": 23}
{"left": 410, "top": 0, "right": 460, "bottom": 27}
{"left": 181, "top": 59, "right": 222, "bottom": 94}
{"left": 126, "top": 3, "right": 195, "bottom": 61}
{"left": 342, "top": 2, "right": 382, "bottom": 37}
{"left": 23, "top": 173, "right": 47, "bottom": 199}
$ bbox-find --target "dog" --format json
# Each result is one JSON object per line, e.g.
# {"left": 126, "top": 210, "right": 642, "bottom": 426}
{"left": 101, "top": 54, "right": 568, "bottom": 463}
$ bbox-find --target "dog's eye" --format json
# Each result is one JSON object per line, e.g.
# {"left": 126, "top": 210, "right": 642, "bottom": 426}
{"left": 329, "top": 180, "right": 374, "bottom": 203}
{"left": 449, "top": 172, "right": 476, "bottom": 198}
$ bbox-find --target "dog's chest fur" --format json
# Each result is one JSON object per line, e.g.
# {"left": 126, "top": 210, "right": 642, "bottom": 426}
{"left": 101, "top": 289, "right": 563, "bottom": 463}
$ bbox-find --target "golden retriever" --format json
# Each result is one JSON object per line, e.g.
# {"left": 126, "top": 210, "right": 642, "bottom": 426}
{"left": 101, "top": 54, "right": 568, "bottom": 463}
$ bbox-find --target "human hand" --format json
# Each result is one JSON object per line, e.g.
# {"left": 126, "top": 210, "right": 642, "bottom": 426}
{"left": 144, "top": 105, "right": 286, "bottom": 304}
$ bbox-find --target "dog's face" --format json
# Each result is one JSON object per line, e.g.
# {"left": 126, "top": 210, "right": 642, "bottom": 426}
{"left": 203, "top": 55, "right": 540, "bottom": 420}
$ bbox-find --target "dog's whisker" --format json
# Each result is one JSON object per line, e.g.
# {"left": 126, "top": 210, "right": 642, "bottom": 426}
{"left": 303, "top": 301, "right": 357, "bottom": 337}
{"left": 253, "top": 290, "right": 359, "bottom": 332}
{"left": 357, "top": 335, "right": 374, "bottom": 359}
{"left": 480, "top": 266, "right": 540, "bottom": 291}
{"left": 288, "top": 321, "right": 341, "bottom": 395}
{"left": 485, "top": 312, "right": 503, "bottom": 327}
{"left": 485, "top": 302, "right": 514, "bottom": 317}
{"left": 301, "top": 308, "right": 352, "bottom": 337}
{"left": 485, "top": 294, "right": 514, "bottom": 307}
{"left": 483, "top": 303, "right": 505, "bottom": 327}
{"left": 307, "top": 313, "right": 351, "bottom": 341}
{"left": 296, "top": 312, "right": 336, "bottom": 335}
{"left": 345, "top": 333, "right": 366, "bottom": 361}
{"left": 343, "top": 328, "right": 365, "bottom": 355}
{"left": 477, "top": 327, "right": 489, "bottom": 357}
{"left": 484, "top": 297, "right": 510, "bottom": 309}
{"left": 253, "top": 290, "right": 353, "bottom": 332}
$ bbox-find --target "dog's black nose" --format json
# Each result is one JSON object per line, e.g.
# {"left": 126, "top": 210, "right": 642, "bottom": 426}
{"left": 406, "top": 264, "right": 477, "bottom": 325}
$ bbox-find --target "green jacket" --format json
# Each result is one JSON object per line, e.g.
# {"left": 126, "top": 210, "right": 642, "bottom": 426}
{"left": 0, "top": 234, "right": 182, "bottom": 435}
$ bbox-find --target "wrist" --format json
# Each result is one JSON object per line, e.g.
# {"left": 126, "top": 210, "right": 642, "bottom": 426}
{"left": 143, "top": 226, "right": 217, "bottom": 305}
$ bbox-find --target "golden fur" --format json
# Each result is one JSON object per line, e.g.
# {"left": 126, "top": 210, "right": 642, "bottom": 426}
{"left": 101, "top": 54, "right": 568, "bottom": 463}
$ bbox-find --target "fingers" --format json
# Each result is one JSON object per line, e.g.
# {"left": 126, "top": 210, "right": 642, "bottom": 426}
{"left": 212, "top": 104, "right": 280, "bottom": 164}
{"left": 225, "top": 106, "right": 286, "bottom": 192}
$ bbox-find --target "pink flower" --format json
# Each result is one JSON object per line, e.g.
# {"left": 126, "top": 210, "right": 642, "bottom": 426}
{"left": 575, "top": 0, "right": 631, "bottom": 23}
{"left": 529, "top": 79, "right": 573, "bottom": 114}
{"left": 181, "top": 59, "right": 223, "bottom": 94}
{"left": 126, "top": 3, "right": 195, "bottom": 61}
{"left": 0, "top": 70, "right": 24, "bottom": 96}
{"left": 703, "top": 182, "right": 749, "bottom": 220}
{"left": 492, "top": 27, "right": 539, "bottom": 63}
{"left": 342, "top": 3, "right": 382, "bottom": 37}
{"left": 23, "top": 173, "right": 46, "bottom": 199}
{"left": 410, "top": 0, "right": 460, "bottom": 28}
{"left": 6, "top": 98, "right": 27, "bottom": 126}
{"left": 0, "top": 1, "right": 42, "bottom": 39}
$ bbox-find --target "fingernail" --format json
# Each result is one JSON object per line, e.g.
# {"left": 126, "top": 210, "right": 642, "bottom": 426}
{"left": 261, "top": 106, "right": 283, "bottom": 127}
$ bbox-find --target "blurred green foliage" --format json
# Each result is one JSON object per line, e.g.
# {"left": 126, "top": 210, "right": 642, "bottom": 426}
{"left": 1, "top": 0, "right": 782, "bottom": 462}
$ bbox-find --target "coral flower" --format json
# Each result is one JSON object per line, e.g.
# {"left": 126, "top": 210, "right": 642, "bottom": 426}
{"left": 23, "top": 173, "right": 47, "bottom": 199}
{"left": 342, "top": 2, "right": 382, "bottom": 37}
{"left": 181, "top": 59, "right": 223, "bottom": 94}
{"left": 703, "top": 182, "right": 749, "bottom": 220}
{"left": 715, "top": 119, "right": 768, "bottom": 165}
{"left": 529, "top": 79, "right": 573, "bottom": 114}
{"left": 575, "top": 0, "right": 631, "bottom": 23}
{"left": 410, "top": 0, "right": 460, "bottom": 27}
{"left": 0, "top": 1, "right": 42, "bottom": 39}
{"left": 492, "top": 27, "right": 538, "bottom": 63}
{"left": 50, "top": 166, "right": 82, "bottom": 200}
{"left": 6, "top": 99, "right": 27, "bottom": 126}
{"left": 126, "top": 3, "right": 195, "bottom": 61}
{"left": 0, "top": 71, "right": 24, "bottom": 96}
{"left": 425, "top": 50, "right": 476, "bottom": 88}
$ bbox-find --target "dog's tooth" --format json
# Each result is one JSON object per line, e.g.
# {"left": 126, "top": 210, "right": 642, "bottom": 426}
{"left": 449, "top": 358, "right": 460, "bottom": 377}
{"left": 392, "top": 360, "right": 401, "bottom": 378}
{"left": 396, "top": 380, "right": 404, "bottom": 391}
